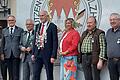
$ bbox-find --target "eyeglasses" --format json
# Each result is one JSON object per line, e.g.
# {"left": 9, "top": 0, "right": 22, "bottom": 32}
{"left": 26, "top": 24, "right": 33, "bottom": 25}
{"left": 110, "top": 18, "right": 119, "bottom": 21}
{"left": 7, "top": 20, "right": 15, "bottom": 21}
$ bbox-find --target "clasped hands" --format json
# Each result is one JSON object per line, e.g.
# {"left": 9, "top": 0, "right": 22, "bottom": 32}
{"left": 21, "top": 47, "right": 31, "bottom": 53}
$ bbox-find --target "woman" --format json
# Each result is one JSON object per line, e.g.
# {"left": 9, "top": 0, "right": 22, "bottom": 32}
{"left": 59, "top": 18, "right": 80, "bottom": 80}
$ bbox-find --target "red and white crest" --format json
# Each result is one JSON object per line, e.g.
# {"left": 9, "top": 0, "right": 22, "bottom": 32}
{"left": 31, "top": 0, "right": 102, "bottom": 34}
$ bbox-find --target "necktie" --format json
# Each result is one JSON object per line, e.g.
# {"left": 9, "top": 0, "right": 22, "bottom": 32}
{"left": 39, "top": 23, "right": 44, "bottom": 48}
{"left": 25, "top": 32, "right": 30, "bottom": 47}
{"left": 11, "top": 28, "right": 13, "bottom": 34}
{"left": 27, "top": 32, "right": 30, "bottom": 42}
{"left": 40, "top": 24, "right": 44, "bottom": 35}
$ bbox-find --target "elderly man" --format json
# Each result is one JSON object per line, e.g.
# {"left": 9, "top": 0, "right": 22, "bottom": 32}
{"left": 79, "top": 16, "right": 107, "bottom": 80}
{"left": 1, "top": 15, "right": 24, "bottom": 80}
{"left": 20, "top": 19, "right": 34, "bottom": 80}
{"left": 106, "top": 13, "right": 120, "bottom": 80}
{"left": 32, "top": 10, "right": 58, "bottom": 80}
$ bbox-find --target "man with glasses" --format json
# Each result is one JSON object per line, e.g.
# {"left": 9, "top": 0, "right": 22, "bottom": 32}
{"left": 106, "top": 13, "right": 120, "bottom": 80}
{"left": 20, "top": 19, "right": 34, "bottom": 80}
{"left": 1, "top": 15, "right": 24, "bottom": 80}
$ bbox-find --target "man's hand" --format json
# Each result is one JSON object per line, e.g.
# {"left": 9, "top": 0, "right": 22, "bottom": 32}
{"left": 20, "top": 53, "right": 23, "bottom": 59}
{"left": 0, "top": 54, "right": 4, "bottom": 61}
{"left": 31, "top": 55, "right": 35, "bottom": 61}
{"left": 97, "top": 59, "right": 103, "bottom": 70}
{"left": 26, "top": 47, "right": 32, "bottom": 52}
{"left": 50, "top": 58, "right": 55, "bottom": 63}
{"left": 21, "top": 47, "right": 26, "bottom": 52}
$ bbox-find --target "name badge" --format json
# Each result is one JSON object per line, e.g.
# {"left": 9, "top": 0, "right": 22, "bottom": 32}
{"left": 117, "top": 38, "right": 120, "bottom": 44}
{"left": 91, "top": 38, "right": 94, "bottom": 43}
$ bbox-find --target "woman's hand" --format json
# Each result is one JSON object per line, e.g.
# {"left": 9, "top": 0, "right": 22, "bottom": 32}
{"left": 60, "top": 51, "right": 69, "bottom": 56}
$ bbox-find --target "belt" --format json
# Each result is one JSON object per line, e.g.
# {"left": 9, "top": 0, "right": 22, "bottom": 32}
{"left": 82, "top": 53, "right": 92, "bottom": 56}
{"left": 110, "top": 57, "right": 120, "bottom": 61}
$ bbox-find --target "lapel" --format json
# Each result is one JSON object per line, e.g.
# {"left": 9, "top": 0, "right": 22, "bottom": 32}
{"left": 32, "top": 30, "right": 34, "bottom": 35}
{"left": 6, "top": 27, "right": 10, "bottom": 35}
{"left": 23, "top": 31, "right": 28, "bottom": 44}
{"left": 28, "top": 30, "right": 34, "bottom": 42}
{"left": 37, "top": 24, "right": 41, "bottom": 33}
{"left": 63, "top": 29, "right": 74, "bottom": 39}
{"left": 5, "top": 27, "right": 12, "bottom": 39}
{"left": 24, "top": 30, "right": 34, "bottom": 46}
{"left": 46, "top": 22, "right": 51, "bottom": 32}
{"left": 6, "top": 26, "right": 19, "bottom": 35}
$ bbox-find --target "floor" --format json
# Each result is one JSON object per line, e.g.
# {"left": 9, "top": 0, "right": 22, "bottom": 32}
{"left": 0, "top": 63, "right": 110, "bottom": 80}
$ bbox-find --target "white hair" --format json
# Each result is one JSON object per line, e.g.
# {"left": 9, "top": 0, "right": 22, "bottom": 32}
{"left": 110, "top": 13, "right": 120, "bottom": 19}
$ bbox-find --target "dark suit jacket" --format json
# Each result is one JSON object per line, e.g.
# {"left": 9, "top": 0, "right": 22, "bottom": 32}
{"left": 19, "top": 30, "right": 34, "bottom": 62}
{"left": 32, "top": 22, "right": 58, "bottom": 59}
{"left": 2, "top": 26, "right": 24, "bottom": 58}
{"left": 0, "top": 32, "right": 3, "bottom": 54}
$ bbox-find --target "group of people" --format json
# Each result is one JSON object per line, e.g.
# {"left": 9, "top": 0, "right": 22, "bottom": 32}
{"left": 0, "top": 9, "right": 119, "bottom": 80}
{"left": 78, "top": 13, "right": 120, "bottom": 80}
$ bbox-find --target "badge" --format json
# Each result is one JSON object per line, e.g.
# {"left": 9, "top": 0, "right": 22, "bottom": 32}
{"left": 91, "top": 38, "right": 94, "bottom": 43}
{"left": 117, "top": 38, "right": 120, "bottom": 44}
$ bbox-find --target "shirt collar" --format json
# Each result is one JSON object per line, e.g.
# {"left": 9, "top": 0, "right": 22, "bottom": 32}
{"left": 87, "top": 27, "right": 96, "bottom": 34}
{"left": 42, "top": 21, "right": 48, "bottom": 27}
{"left": 112, "top": 27, "right": 120, "bottom": 32}
{"left": 9, "top": 26, "right": 15, "bottom": 30}
{"left": 27, "top": 30, "right": 33, "bottom": 34}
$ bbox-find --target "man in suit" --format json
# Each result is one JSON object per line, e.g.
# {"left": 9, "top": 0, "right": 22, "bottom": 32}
{"left": 32, "top": 10, "right": 58, "bottom": 80}
{"left": 20, "top": 19, "right": 34, "bottom": 80}
{"left": 0, "top": 26, "right": 3, "bottom": 56}
{"left": 0, "top": 26, "right": 3, "bottom": 80}
{"left": 1, "top": 15, "right": 24, "bottom": 80}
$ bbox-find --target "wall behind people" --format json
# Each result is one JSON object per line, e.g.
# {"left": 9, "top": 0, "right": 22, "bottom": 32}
{"left": 16, "top": 0, "right": 33, "bottom": 30}
{"left": 99, "top": 0, "right": 120, "bottom": 32}
{"left": 16, "top": 0, "right": 120, "bottom": 33}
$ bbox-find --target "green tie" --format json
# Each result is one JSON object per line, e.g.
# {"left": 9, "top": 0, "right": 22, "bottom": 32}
{"left": 11, "top": 28, "right": 13, "bottom": 34}
{"left": 25, "top": 32, "right": 30, "bottom": 47}
{"left": 27, "top": 32, "right": 30, "bottom": 41}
